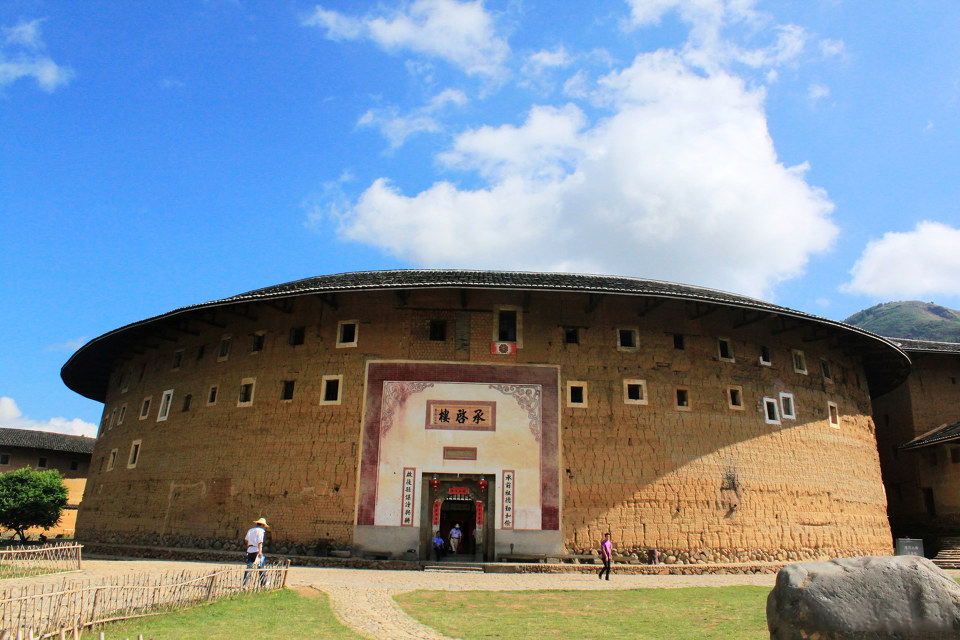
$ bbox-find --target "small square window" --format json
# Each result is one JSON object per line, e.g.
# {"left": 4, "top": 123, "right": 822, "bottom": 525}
{"left": 429, "top": 320, "right": 447, "bottom": 342}
{"left": 197, "top": 344, "right": 205, "bottom": 360}
{"left": 181, "top": 394, "right": 192, "bottom": 412}
{"left": 127, "top": 440, "right": 141, "bottom": 469}
{"left": 107, "top": 449, "right": 118, "bottom": 472}
{"left": 792, "top": 349, "right": 807, "bottom": 375}
{"left": 121, "top": 370, "right": 131, "bottom": 393}
{"left": 566, "top": 381, "right": 588, "bottom": 407}
{"left": 117, "top": 404, "right": 127, "bottom": 425}
{"left": 728, "top": 386, "right": 743, "bottom": 410}
{"left": 251, "top": 333, "right": 265, "bottom": 353}
{"left": 139, "top": 397, "right": 152, "bottom": 420}
{"left": 207, "top": 386, "right": 219, "bottom": 406}
{"left": 759, "top": 346, "right": 771, "bottom": 366}
{"left": 37, "top": 457, "right": 47, "bottom": 469}
{"left": 673, "top": 334, "right": 685, "bottom": 350}
{"left": 157, "top": 389, "right": 174, "bottom": 422}
{"left": 780, "top": 392, "right": 795, "bottom": 420}
{"left": 0, "top": 454, "right": 9, "bottom": 465}
{"left": 171, "top": 350, "right": 184, "bottom": 370}
{"left": 717, "top": 338, "right": 734, "bottom": 362}
{"left": 320, "top": 375, "right": 343, "bottom": 405}
{"left": 623, "top": 379, "right": 648, "bottom": 405}
{"left": 281, "top": 380, "right": 296, "bottom": 401}
{"left": 289, "top": 327, "right": 305, "bottom": 346}
{"left": 820, "top": 359, "right": 832, "bottom": 381}
{"left": 496, "top": 309, "right": 518, "bottom": 343}
{"left": 827, "top": 401, "right": 840, "bottom": 428}
{"left": 617, "top": 328, "right": 639, "bottom": 351}
{"left": 69, "top": 460, "right": 79, "bottom": 471}
{"left": 108, "top": 408, "right": 117, "bottom": 430}
{"left": 675, "top": 387, "right": 691, "bottom": 411}
{"left": 763, "top": 397, "right": 780, "bottom": 425}
{"left": 218, "top": 336, "right": 232, "bottom": 362}
{"left": 564, "top": 327, "right": 579, "bottom": 345}
{"left": 952, "top": 377, "right": 958, "bottom": 385}
{"left": 337, "top": 321, "right": 358, "bottom": 348}
{"left": 238, "top": 378, "right": 256, "bottom": 407}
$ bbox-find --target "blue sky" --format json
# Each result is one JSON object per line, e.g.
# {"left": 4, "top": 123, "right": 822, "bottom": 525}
{"left": 2, "top": 0, "right": 960, "bottom": 437}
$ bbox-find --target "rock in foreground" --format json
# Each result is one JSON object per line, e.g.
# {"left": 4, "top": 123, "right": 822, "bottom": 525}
{"left": 767, "top": 556, "right": 960, "bottom": 639}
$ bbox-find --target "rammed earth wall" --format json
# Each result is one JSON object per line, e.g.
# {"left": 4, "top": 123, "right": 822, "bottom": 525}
{"left": 75, "top": 284, "right": 893, "bottom": 562}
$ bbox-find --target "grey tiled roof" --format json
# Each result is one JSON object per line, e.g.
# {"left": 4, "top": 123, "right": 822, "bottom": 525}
{"left": 886, "top": 338, "right": 960, "bottom": 354}
{"left": 901, "top": 421, "right": 960, "bottom": 450}
{"left": 61, "top": 269, "right": 911, "bottom": 402}
{"left": 0, "top": 428, "right": 95, "bottom": 455}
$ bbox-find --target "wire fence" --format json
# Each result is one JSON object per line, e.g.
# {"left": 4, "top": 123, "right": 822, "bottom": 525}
{"left": 0, "top": 560, "right": 289, "bottom": 640}
{"left": 0, "top": 546, "right": 82, "bottom": 581}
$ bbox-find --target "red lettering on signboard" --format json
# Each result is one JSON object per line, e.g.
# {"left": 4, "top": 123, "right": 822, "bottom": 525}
{"left": 476, "top": 500, "right": 484, "bottom": 526}
{"left": 432, "top": 501, "right": 441, "bottom": 527}
{"left": 449, "top": 487, "right": 469, "bottom": 495}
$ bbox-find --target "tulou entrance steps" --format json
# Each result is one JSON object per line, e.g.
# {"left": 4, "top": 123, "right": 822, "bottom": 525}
{"left": 423, "top": 562, "right": 485, "bottom": 573}
{"left": 932, "top": 537, "right": 960, "bottom": 569}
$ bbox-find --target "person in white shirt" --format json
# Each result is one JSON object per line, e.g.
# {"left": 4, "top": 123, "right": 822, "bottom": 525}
{"left": 243, "top": 517, "right": 269, "bottom": 586}
{"left": 449, "top": 523, "right": 463, "bottom": 553}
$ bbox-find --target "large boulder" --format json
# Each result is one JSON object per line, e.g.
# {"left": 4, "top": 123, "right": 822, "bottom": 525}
{"left": 767, "top": 556, "right": 960, "bottom": 639}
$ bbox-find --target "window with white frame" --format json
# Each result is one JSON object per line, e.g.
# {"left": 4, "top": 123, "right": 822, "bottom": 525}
{"left": 617, "top": 327, "right": 639, "bottom": 351}
{"left": 107, "top": 449, "right": 118, "bottom": 471}
{"left": 759, "top": 346, "right": 771, "bottom": 366}
{"left": 717, "top": 337, "right": 735, "bottom": 362}
{"left": 779, "top": 392, "right": 796, "bottom": 420}
{"left": 217, "top": 336, "right": 232, "bottom": 362}
{"left": 121, "top": 370, "right": 131, "bottom": 393}
{"left": 157, "top": 389, "right": 174, "bottom": 422}
{"left": 827, "top": 401, "right": 840, "bottom": 428}
{"left": 139, "top": 397, "right": 152, "bottom": 420}
{"left": 117, "top": 404, "right": 127, "bottom": 425}
{"left": 624, "top": 379, "right": 648, "bottom": 405}
{"left": 207, "top": 386, "right": 218, "bottom": 406}
{"left": 791, "top": 349, "right": 807, "bottom": 374}
{"left": 493, "top": 306, "right": 523, "bottom": 347}
{"left": 763, "top": 397, "right": 780, "bottom": 425}
{"left": 320, "top": 374, "right": 343, "bottom": 405}
{"left": 820, "top": 359, "right": 832, "bottom": 382}
{"left": 336, "top": 320, "right": 359, "bottom": 348}
{"left": 567, "top": 381, "right": 588, "bottom": 407}
{"left": 127, "top": 440, "right": 142, "bottom": 468}
{"left": 237, "top": 378, "right": 256, "bottom": 407}
{"left": 728, "top": 386, "right": 744, "bottom": 410}
{"left": 107, "top": 408, "right": 117, "bottom": 430}
{"left": 675, "top": 387, "right": 691, "bottom": 411}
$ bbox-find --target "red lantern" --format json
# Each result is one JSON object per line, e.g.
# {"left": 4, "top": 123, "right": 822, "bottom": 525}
{"left": 478, "top": 476, "right": 488, "bottom": 493}
{"left": 430, "top": 475, "right": 440, "bottom": 492}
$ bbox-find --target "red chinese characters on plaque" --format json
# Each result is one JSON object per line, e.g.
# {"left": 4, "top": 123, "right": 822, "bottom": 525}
{"left": 476, "top": 500, "right": 484, "bottom": 526}
{"left": 432, "top": 501, "right": 441, "bottom": 528}
{"left": 501, "top": 470, "right": 514, "bottom": 529}
{"left": 401, "top": 467, "right": 416, "bottom": 527}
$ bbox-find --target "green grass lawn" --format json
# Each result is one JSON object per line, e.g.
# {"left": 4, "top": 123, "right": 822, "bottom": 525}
{"left": 395, "top": 586, "right": 772, "bottom": 640}
{"left": 95, "top": 589, "right": 364, "bottom": 640}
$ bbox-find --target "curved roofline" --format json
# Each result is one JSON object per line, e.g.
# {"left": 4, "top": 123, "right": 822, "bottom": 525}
{"left": 884, "top": 337, "right": 960, "bottom": 354}
{"left": 62, "top": 269, "right": 911, "bottom": 401}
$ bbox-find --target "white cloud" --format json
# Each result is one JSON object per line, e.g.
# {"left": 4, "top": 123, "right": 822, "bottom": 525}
{"left": 333, "top": 50, "right": 837, "bottom": 298}
{"left": 0, "top": 19, "right": 73, "bottom": 92}
{"left": 844, "top": 222, "right": 960, "bottom": 299}
{"left": 819, "top": 38, "right": 845, "bottom": 58}
{"left": 46, "top": 337, "right": 88, "bottom": 353}
{"left": 359, "top": 88, "right": 468, "bottom": 148}
{"left": 303, "top": 0, "right": 509, "bottom": 78}
{"left": 0, "top": 397, "right": 97, "bottom": 438}
{"left": 807, "top": 83, "right": 829, "bottom": 104}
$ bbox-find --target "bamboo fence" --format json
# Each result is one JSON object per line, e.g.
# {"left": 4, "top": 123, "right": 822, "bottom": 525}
{"left": 0, "top": 546, "right": 82, "bottom": 581}
{"left": 0, "top": 560, "right": 289, "bottom": 640}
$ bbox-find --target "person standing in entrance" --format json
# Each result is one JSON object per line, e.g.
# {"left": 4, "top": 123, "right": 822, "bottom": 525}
{"left": 432, "top": 530, "right": 445, "bottom": 560}
{"left": 243, "top": 517, "right": 269, "bottom": 587}
{"left": 598, "top": 532, "right": 613, "bottom": 580}
{"left": 449, "top": 523, "right": 463, "bottom": 554}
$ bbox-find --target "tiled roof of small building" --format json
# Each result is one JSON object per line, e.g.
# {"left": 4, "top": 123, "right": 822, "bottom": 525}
{"left": 0, "top": 428, "right": 95, "bottom": 455}
{"left": 61, "top": 269, "right": 911, "bottom": 402}
{"left": 901, "top": 421, "right": 960, "bottom": 450}
{"left": 887, "top": 338, "right": 960, "bottom": 354}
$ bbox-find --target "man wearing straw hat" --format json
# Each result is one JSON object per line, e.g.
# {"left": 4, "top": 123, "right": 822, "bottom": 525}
{"left": 243, "top": 517, "right": 269, "bottom": 587}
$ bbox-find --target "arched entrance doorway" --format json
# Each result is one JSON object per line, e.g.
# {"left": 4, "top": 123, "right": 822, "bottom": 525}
{"left": 421, "top": 474, "right": 495, "bottom": 562}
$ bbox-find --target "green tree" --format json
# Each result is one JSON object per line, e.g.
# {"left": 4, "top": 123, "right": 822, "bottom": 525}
{"left": 0, "top": 468, "right": 68, "bottom": 543}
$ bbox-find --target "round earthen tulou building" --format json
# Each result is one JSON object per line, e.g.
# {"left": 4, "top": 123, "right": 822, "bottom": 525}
{"left": 62, "top": 270, "right": 910, "bottom": 564}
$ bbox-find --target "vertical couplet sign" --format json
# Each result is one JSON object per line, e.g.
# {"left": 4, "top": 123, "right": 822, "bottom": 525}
{"left": 401, "top": 467, "right": 416, "bottom": 526}
{"left": 501, "top": 470, "right": 515, "bottom": 529}
{"left": 476, "top": 500, "right": 484, "bottom": 527}
{"left": 432, "top": 501, "right": 441, "bottom": 528}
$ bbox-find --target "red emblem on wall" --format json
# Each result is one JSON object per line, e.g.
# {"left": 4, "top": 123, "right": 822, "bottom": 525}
{"left": 491, "top": 341, "right": 517, "bottom": 355}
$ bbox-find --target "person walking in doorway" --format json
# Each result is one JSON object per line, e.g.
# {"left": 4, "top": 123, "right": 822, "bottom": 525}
{"left": 598, "top": 532, "right": 613, "bottom": 580}
{"left": 449, "top": 523, "right": 463, "bottom": 554}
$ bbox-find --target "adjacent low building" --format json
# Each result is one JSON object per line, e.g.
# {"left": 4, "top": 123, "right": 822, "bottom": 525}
{"left": 61, "top": 270, "right": 910, "bottom": 562}
{"left": 0, "top": 427, "right": 95, "bottom": 538}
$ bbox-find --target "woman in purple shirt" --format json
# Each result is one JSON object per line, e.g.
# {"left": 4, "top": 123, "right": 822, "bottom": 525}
{"left": 599, "top": 532, "right": 613, "bottom": 580}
